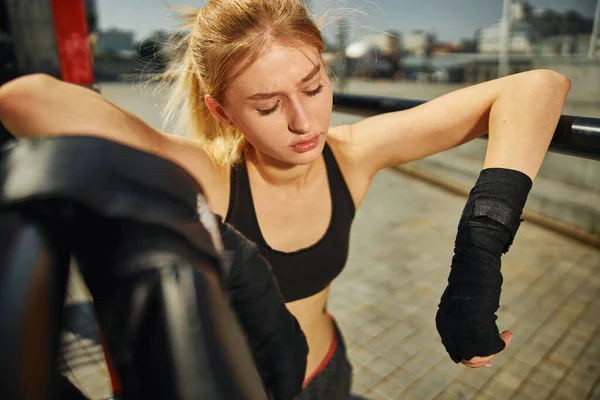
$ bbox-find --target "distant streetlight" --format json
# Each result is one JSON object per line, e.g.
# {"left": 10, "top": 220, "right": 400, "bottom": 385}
{"left": 498, "top": 0, "right": 512, "bottom": 77}
{"left": 337, "top": 18, "right": 349, "bottom": 91}
{"left": 589, "top": 0, "right": 600, "bottom": 58}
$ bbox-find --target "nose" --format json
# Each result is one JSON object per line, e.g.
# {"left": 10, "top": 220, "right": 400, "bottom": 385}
{"left": 288, "top": 99, "right": 312, "bottom": 135}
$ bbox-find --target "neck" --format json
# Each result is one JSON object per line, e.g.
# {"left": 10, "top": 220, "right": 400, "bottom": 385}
{"left": 245, "top": 147, "right": 318, "bottom": 188}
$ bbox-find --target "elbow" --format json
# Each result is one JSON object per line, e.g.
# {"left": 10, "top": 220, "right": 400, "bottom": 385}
{"left": 0, "top": 74, "right": 58, "bottom": 134}
{"left": 0, "top": 74, "right": 58, "bottom": 113}
{"left": 527, "top": 69, "right": 572, "bottom": 96}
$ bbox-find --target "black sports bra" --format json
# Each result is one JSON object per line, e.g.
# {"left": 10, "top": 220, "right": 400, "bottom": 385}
{"left": 224, "top": 143, "right": 355, "bottom": 302}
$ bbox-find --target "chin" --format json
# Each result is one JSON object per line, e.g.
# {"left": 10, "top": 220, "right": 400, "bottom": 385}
{"left": 290, "top": 152, "right": 319, "bottom": 165}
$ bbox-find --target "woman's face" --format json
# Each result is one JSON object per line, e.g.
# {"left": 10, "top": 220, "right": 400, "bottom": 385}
{"left": 221, "top": 44, "right": 333, "bottom": 165}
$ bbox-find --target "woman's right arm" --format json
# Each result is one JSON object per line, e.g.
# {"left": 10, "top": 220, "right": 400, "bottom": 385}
{"left": 0, "top": 74, "right": 224, "bottom": 203}
{"left": 0, "top": 74, "right": 165, "bottom": 151}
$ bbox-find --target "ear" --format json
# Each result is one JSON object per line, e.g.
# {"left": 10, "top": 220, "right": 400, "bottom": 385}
{"left": 205, "top": 95, "right": 236, "bottom": 127}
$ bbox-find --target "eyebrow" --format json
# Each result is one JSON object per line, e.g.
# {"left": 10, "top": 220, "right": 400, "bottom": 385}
{"left": 246, "top": 64, "right": 321, "bottom": 101}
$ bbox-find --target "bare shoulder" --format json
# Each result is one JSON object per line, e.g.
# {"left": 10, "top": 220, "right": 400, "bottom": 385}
{"left": 326, "top": 125, "right": 357, "bottom": 164}
{"left": 162, "top": 134, "right": 231, "bottom": 212}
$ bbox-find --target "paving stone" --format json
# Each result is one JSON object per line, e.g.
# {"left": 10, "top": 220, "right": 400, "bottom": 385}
{"left": 361, "top": 389, "right": 389, "bottom": 400}
{"left": 508, "top": 395, "right": 536, "bottom": 400}
{"left": 351, "top": 379, "right": 369, "bottom": 396}
{"left": 383, "top": 347, "right": 414, "bottom": 367}
{"left": 347, "top": 325, "right": 381, "bottom": 345}
{"left": 406, "top": 374, "right": 455, "bottom": 400}
{"left": 569, "top": 320, "right": 597, "bottom": 342}
{"left": 589, "top": 382, "right": 600, "bottom": 400}
{"left": 548, "top": 340, "right": 585, "bottom": 368}
{"left": 552, "top": 379, "right": 592, "bottom": 399}
{"left": 469, "top": 391, "right": 497, "bottom": 400}
{"left": 514, "top": 342, "right": 551, "bottom": 366}
{"left": 403, "top": 354, "right": 437, "bottom": 378}
{"left": 433, "top": 392, "right": 467, "bottom": 400}
{"left": 388, "top": 367, "right": 420, "bottom": 390}
{"left": 500, "top": 358, "right": 535, "bottom": 381}
{"left": 351, "top": 305, "right": 384, "bottom": 325}
{"left": 481, "top": 378, "right": 518, "bottom": 400}
{"left": 491, "top": 369, "right": 523, "bottom": 391}
{"left": 349, "top": 345, "right": 380, "bottom": 366}
{"left": 363, "top": 321, "right": 391, "bottom": 337}
{"left": 372, "top": 378, "right": 406, "bottom": 400}
{"left": 354, "top": 365, "right": 385, "bottom": 389}
{"left": 365, "top": 336, "right": 399, "bottom": 358}
{"left": 546, "top": 394, "right": 572, "bottom": 400}
{"left": 441, "top": 380, "right": 477, "bottom": 399}
{"left": 536, "top": 359, "right": 569, "bottom": 380}
{"left": 518, "top": 379, "right": 555, "bottom": 400}
{"left": 368, "top": 357, "right": 398, "bottom": 377}
{"left": 430, "top": 363, "right": 464, "bottom": 380}
{"left": 572, "top": 357, "right": 600, "bottom": 380}
{"left": 456, "top": 366, "right": 495, "bottom": 390}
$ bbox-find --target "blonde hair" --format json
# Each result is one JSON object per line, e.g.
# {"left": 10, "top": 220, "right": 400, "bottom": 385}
{"left": 162, "top": 0, "right": 326, "bottom": 167}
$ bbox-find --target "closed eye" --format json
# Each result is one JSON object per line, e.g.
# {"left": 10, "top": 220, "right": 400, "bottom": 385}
{"left": 257, "top": 101, "right": 280, "bottom": 116}
{"left": 256, "top": 84, "right": 323, "bottom": 116}
{"left": 305, "top": 84, "right": 324, "bottom": 97}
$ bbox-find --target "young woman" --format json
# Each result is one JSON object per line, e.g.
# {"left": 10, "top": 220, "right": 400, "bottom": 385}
{"left": 0, "top": 0, "right": 571, "bottom": 398}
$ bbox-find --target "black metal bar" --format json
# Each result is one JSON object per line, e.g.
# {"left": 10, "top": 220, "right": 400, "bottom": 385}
{"left": 0, "top": 210, "right": 71, "bottom": 400}
{"left": 333, "top": 92, "right": 600, "bottom": 161}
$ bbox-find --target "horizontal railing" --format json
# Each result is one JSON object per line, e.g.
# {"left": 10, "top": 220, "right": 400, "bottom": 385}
{"left": 333, "top": 93, "right": 600, "bottom": 161}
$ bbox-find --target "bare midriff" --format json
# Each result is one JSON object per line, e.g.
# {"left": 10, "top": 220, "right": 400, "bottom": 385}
{"left": 285, "top": 286, "right": 335, "bottom": 381}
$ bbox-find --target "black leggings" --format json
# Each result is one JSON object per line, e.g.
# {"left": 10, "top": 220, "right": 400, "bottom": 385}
{"left": 294, "top": 318, "right": 352, "bottom": 400}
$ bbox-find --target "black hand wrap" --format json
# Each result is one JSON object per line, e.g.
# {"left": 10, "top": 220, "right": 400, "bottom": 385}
{"left": 436, "top": 168, "right": 532, "bottom": 363}
{"left": 219, "top": 219, "right": 309, "bottom": 400}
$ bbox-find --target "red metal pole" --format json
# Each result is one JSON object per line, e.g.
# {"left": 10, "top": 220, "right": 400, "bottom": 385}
{"left": 50, "top": 0, "right": 95, "bottom": 85}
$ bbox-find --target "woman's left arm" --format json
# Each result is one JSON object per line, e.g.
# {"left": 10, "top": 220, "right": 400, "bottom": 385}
{"left": 343, "top": 69, "right": 571, "bottom": 367}
{"left": 345, "top": 69, "right": 571, "bottom": 180}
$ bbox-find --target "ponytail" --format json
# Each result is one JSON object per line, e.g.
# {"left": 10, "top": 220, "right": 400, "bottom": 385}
{"left": 161, "top": 7, "right": 246, "bottom": 168}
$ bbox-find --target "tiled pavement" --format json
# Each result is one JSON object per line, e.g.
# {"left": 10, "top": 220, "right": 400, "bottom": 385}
{"left": 60, "top": 167, "right": 600, "bottom": 399}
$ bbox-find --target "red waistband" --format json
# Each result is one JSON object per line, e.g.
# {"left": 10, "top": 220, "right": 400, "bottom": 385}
{"left": 302, "top": 314, "right": 338, "bottom": 388}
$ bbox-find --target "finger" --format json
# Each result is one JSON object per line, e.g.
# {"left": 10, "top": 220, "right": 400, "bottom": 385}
{"left": 461, "top": 361, "right": 492, "bottom": 369}
{"left": 461, "top": 332, "right": 514, "bottom": 368}
{"left": 461, "top": 357, "right": 494, "bottom": 368}
{"left": 500, "top": 330, "right": 514, "bottom": 347}
{"left": 464, "top": 354, "right": 495, "bottom": 364}
{"left": 462, "top": 362, "right": 490, "bottom": 369}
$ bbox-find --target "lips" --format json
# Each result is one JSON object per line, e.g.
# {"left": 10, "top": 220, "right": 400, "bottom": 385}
{"left": 291, "top": 135, "right": 320, "bottom": 153}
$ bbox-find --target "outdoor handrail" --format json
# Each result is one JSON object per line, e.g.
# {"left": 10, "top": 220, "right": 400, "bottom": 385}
{"left": 333, "top": 92, "right": 600, "bottom": 161}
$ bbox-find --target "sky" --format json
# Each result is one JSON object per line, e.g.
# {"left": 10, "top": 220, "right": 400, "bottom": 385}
{"left": 95, "top": 0, "right": 598, "bottom": 44}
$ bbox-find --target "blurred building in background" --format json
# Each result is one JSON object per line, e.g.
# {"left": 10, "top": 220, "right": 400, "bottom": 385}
{"left": 477, "top": 0, "right": 595, "bottom": 56}
{"left": 344, "top": 31, "right": 401, "bottom": 79}
{"left": 402, "top": 31, "right": 434, "bottom": 56}
{"left": 2, "top": 0, "right": 60, "bottom": 77}
{"left": 0, "top": 0, "right": 98, "bottom": 82}
{"left": 478, "top": 1, "right": 539, "bottom": 54}
{"left": 328, "top": 0, "right": 598, "bottom": 84}
{"left": 95, "top": 28, "right": 134, "bottom": 55}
